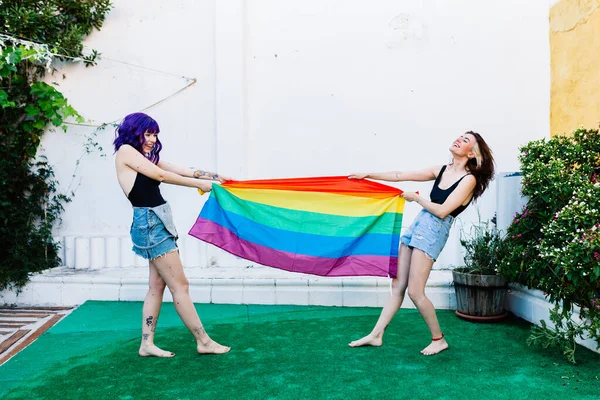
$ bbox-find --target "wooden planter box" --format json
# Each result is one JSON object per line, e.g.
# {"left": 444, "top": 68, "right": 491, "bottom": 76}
{"left": 452, "top": 268, "right": 508, "bottom": 321}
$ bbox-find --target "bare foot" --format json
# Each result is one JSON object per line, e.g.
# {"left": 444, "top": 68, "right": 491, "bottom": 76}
{"left": 197, "top": 340, "right": 231, "bottom": 355}
{"left": 420, "top": 338, "right": 449, "bottom": 355}
{"left": 139, "top": 343, "right": 175, "bottom": 358}
{"left": 348, "top": 333, "right": 383, "bottom": 348}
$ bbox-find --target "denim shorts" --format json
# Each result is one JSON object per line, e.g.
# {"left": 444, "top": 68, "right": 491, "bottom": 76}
{"left": 130, "top": 203, "right": 179, "bottom": 260}
{"left": 400, "top": 209, "right": 454, "bottom": 261}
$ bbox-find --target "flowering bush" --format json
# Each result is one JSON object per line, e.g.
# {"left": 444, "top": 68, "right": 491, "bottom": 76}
{"left": 499, "top": 128, "right": 600, "bottom": 363}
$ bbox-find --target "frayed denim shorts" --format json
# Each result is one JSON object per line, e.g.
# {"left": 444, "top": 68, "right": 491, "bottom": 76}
{"left": 130, "top": 203, "right": 179, "bottom": 260}
{"left": 400, "top": 209, "right": 454, "bottom": 261}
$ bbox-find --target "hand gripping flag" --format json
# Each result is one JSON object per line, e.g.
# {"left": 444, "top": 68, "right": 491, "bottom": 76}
{"left": 189, "top": 176, "right": 404, "bottom": 277}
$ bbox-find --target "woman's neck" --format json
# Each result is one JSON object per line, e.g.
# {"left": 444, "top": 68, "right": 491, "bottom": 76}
{"left": 448, "top": 156, "right": 469, "bottom": 173}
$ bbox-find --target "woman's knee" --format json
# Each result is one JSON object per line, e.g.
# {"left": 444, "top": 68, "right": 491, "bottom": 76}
{"left": 407, "top": 286, "right": 425, "bottom": 303}
{"left": 391, "top": 278, "right": 407, "bottom": 296}
{"left": 168, "top": 278, "right": 190, "bottom": 295}
{"left": 149, "top": 276, "right": 166, "bottom": 293}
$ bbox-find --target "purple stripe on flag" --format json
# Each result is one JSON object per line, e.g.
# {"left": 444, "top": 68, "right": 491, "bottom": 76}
{"left": 189, "top": 217, "right": 397, "bottom": 278}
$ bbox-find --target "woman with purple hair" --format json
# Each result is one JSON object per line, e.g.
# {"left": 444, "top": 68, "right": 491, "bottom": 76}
{"left": 114, "top": 112, "right": 230, "bottom": 357}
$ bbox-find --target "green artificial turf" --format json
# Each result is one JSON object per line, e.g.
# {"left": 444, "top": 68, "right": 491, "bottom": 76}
{"left": 1, "top": 301, "right": 599, "bottom": 399}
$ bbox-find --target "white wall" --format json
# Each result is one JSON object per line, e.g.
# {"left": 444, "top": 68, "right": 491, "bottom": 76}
{"left": 40, "top": 0, "right": 217, "bottom": 239}
{"left": 39, "top": 0, "right": 550, "bottom": 269}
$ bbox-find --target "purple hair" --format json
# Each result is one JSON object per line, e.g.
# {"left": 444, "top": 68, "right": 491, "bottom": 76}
{"left": 113, "top": 112, "right": 162, "bottom": 164}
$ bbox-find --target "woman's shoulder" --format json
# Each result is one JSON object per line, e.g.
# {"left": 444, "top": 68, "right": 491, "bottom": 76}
{"left": 117, "top": 144, "right": 136, "bottom": 152}
{"left": 460, "top": 173, "right": 477, "bottom": 186}
{"left": 115, "top": 145, "right": 142, "bottom": 167}
{"left": 429, "top": 164, "right": 445, "bottom": 177}
{"left": 116, "top": 144, "right": 139, "bottom": 158}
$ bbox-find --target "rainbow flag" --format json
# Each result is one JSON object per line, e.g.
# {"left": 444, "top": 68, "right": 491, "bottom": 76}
{"left": 188, "top": 176, "right": 404, "bottom": 277}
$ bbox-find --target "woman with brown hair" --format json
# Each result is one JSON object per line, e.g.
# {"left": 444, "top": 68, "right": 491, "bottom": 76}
{"left": 348, "top": 131, "right": 494, "bottom": 355}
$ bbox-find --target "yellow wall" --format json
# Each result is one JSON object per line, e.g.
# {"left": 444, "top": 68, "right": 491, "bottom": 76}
{"left": 550, "top": 0, "right": 600, "bottom": 136}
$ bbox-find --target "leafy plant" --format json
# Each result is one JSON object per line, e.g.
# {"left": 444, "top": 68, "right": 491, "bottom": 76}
{"left": 1, "top": 1, "right": 111, "bottom": 60}
{"left": 0, "top": 1, "right": 111, "bottom": 291}
{"left": 500, "top": 128, "right": 600, "bottom": 363}
{"left": 527, "top": 305, "right": 591, "bottom": 365}
{"left": 459, "top": 220, "right": 506, "bottom": 275}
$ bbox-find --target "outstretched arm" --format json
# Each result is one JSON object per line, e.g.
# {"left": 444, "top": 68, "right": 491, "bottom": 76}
{"left": 192, "top": 168, "right": 230, "bottom": 183}
{"left": 157, "top": 161, "right": 231, "bottom": 183}
{"left": 118, "top": 145, "right": 213, "bottom": 192}
{"left": 403, "top": 175, "right": 476, "bottom": 219}
{"left": 349, "top": 165, "right": 442, "bottom": 182}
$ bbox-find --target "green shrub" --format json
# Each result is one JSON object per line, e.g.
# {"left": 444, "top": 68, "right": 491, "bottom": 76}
{"left": 459, "top": 220, "right": 507, "bottom": 276}
{"left": 0, "top": 1, "right": 111, "bottom": 291}
{"left": 500, "top": 128, "right": 600, "bottom": 363}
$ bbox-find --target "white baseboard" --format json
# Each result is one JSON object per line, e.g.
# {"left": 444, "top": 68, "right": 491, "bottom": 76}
{"left": 0, "top": 267, "right": 455, "bottom": 310}
{"left": 507, "top": 284, "right": 599, "bottom": 354}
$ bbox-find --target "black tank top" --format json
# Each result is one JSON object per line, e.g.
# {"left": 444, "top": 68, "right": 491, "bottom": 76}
{"left": 127, "top": 173, "right": 166, "bottom": 207}
{"left": 429, "top": 165, "right": 471, "bottom": 218}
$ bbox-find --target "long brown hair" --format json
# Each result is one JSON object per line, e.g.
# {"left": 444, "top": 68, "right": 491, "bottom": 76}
{"left": 465, "top": 131, "right": 494, "bottom": 200}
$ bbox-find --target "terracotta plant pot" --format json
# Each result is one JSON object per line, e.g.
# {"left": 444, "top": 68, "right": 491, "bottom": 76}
{"left": 452, "top": 267, "right": 508, "bottom": 321}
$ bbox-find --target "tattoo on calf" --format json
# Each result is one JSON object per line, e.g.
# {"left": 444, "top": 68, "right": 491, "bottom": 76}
{"left": 193, "top": 326, "right": 206, "bottom": 337}
{"left": 142, "top": 333, "right": 149, "bottom": 341}
{"left": 145, "top": 316, "right": 154, "bottom": 327}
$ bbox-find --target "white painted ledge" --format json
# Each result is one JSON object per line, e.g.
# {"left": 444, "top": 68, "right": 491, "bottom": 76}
{"left": 0, "top": 266, "right": 455, "bottom": 310}
{"left": 507, "top": 283, "right": 599, "bottom": 354}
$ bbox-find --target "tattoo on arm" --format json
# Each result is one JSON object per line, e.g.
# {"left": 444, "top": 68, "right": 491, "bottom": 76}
{"left": 145, "top": 316, "right": 154, "bottom": 327}
{"left": 193, "top": 169, "right": 219, "bottom": 180}
{"left": 193, "top": 169, "right": 206, "bottom": 178}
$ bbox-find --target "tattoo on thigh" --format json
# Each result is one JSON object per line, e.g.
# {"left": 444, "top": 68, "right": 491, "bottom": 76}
{"left": 146, "top": 316, "right": 154, "bottom": 327}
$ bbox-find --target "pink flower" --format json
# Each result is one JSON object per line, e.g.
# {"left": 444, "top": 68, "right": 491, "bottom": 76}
{"left": 515, "top": 219, "right": 520, "bottom": 223}
{"left": 594, "top": 252, "right": 600, "bottom": 261}
{"left": 526, "top": 181, "right": 531, "bottom": 185}
{"left": 511, "top": 235, "right": 515, "bottom": 239}
{"left": 517, "top": 234, "right": 522, "bottom": 238}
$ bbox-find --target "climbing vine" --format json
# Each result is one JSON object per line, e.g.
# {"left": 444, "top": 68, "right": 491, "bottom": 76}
{"left": 0, "top": 1, "right": 112, "bottom": 291}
